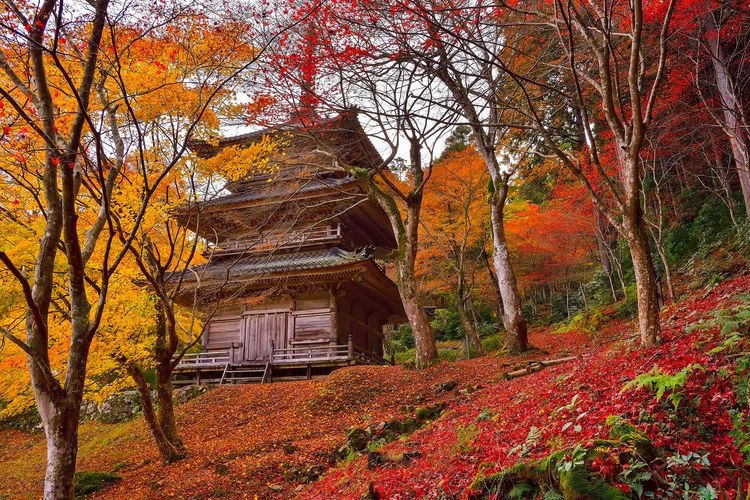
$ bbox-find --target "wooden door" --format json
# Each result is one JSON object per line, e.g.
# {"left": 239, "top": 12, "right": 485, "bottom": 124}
{"left": 243, "top": 312, "right": 288, "bottom": 361}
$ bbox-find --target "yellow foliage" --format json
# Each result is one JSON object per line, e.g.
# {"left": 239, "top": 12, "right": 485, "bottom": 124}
{"left": 198, "top": 134, "right": 280, "bottom": 182}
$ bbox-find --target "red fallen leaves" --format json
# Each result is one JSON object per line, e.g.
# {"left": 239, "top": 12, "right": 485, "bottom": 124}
{"left": 0, "top": 341, "right": 546, "bottom": 498}
{"left": 0, "top": 275, "right": 748, "bottom": 498}
{"left": 302, "top": 273, "right": 750, "bottom": 498}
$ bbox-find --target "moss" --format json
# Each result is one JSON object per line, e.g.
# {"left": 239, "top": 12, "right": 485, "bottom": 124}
{"left": 74, "top": 471, "right": 121, "bottom": 497}
{"left": 605, "top": 415, "right": 656, "bottom": 460}
{"left": 346, "top": 428, "right": 369, "bottom": 452}
{"left": 415, "top": 403, "right": 445, "bottom": 422}
{"left": 559, "top": 467, "right": 627, "bottom": 500}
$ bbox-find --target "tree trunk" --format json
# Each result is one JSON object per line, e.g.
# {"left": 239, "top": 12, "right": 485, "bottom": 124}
{"left": 482, "top": 248, "right": 505, "bottom": 323}
{"left": 455, "top": 282, "right": 485, "bottom": 357}
{"left": 594, "top": 208, "right": 618, "bottom": 301}
{"left": 707, "top": 13, "right": 750, "bottom": 219}
{"left": 156, "top": 364, "right": 185, "bottom": 454}
{"left": 489, "top": 194, "right": 528, "bottom": 353}
{"left": 126, "top": 362, "right": 184, "bottom": 464}
{"left": 38, "top": 396, "right": 79, "bottom": 500}
{"left": 579, "top": 283, "right": 588, "bottom": 311}
{"left": 397, "top": 263, "right": 437, "bottom": 368}
{"left": 624, "top": 219, "right": 662, "bottom": 346}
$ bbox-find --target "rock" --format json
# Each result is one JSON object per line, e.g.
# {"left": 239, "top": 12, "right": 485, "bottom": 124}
{"left": 282, "top": 441, "right": 297, "bottom": 455}
{"left": 415, "top": 403, "right": 446, "bottom": 422}
{"left": 267, "top": 484, "right": 283, "bottom": 492}
{"left": 347, "top": 427, "right": 370, "bottom": 452}
{"left": 95, "top": 391, "right": 141, "bottom": 424}
{"left": 295, "top": 485, "right": 305, "bottom": 493}
{"left": 433, "top": 380, "right": 458, "bottom": 393}
{"left": 375, "top": 421, "right": 387, "bottom": 433}
{"left": 173, "top": 385, "right": 211, "bottom": 405}
{"left": 380, "top": 429, "right": 397, "bottom": 443}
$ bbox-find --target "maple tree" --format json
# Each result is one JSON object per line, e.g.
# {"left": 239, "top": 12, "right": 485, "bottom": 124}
{"left": 0, "top": 1, "right": 266, "bottom": 495}
{"left": 418, "top": 144, "right": 491, "bottom": 355}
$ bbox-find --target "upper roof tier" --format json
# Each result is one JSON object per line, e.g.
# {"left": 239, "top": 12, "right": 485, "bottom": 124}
{"left": 181, "top": 111, "right": 396, "bottom": 250}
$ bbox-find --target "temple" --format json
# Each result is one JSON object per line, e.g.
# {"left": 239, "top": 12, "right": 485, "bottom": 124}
{"left": 172, "top": 112, "right": 406, "bottom": 384}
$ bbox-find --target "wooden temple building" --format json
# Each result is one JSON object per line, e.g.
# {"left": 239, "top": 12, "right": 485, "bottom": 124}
{"left": 172, "top": 112, "right": 406, "bottom": 385}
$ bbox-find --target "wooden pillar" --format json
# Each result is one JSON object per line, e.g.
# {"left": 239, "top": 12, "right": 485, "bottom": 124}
{"left": 348, "top": 334, "right": 354, "bottom": 363}
{"left": 329, "top": 286, "right": 338, "bottom": 343}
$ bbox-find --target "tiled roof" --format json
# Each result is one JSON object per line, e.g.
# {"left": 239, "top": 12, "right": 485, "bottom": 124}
{"left": 172, "top": 247, "right": 372, "bottom": 283}
{"left": 196, "top": 175, "right": 359, "bottom": 210}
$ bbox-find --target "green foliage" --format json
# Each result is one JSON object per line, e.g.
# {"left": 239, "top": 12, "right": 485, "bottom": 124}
{"left": 508, "top": 426, "right": 542, "bottom": 458}
{"left": 612, "top": 284, "right": 639, "bottom": 320}
{"left": 74, "top": 471, "right": 121, "bottom": 497}
{"left": 622, "top": 364, "right": 704, "bottom": 409}
{"left": 554, "top": 308, "right": 604, "bottom": 335}
{"left": 556, "top": 443, "right": 585, "bottom": 473}
{"left": 480, "top": 335, "right": 502, "bottom": 353}
{"left": 686, "top": 293, "right": 750, "bottom": 355}
{"left": 475, "top": 408, "right": 494, "bottom": 422}
{"left": 729, "top": 355, "right": 750, "bottom": 463}
{"left": 507, "top": 482, "right": 539, "bottom": 499}
{"left": 440, "top": 125, "right": 472, "bottom": 158}
{"left": 430, "top": 308, "right": 463, "bottom": 341}
{"left": 453, "top": 424, "right": 481, "bottom": 455}
{"left": 617, "top": 460, "right": 652, "bottom": 498}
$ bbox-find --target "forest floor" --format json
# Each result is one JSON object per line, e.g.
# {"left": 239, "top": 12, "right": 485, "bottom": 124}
{"left": 0, "top": 273, "right": 749, "bottom": 499}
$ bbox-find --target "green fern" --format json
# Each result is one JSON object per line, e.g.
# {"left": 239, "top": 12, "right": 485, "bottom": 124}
{"left": 622, "top": 364, "right": 704, "bottom": 409}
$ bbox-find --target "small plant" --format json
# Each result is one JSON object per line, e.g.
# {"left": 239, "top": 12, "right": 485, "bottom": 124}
{"left": 453, "top": 424, "right": 481, "bottom": 455}
{"left": 475, "top": 408, "right": 494, "bottom": 422}
{"left": 508, "top": 426, "right": 542, "bottom": 458}
{"left": 687, "top": 293, "right": 750, "bottom": 355}
{"left": 662, "top": 452, "right": 715, "bottom": 499}
{"left": 622, "top": 364, "right": 704, "bottom": 409}
{"left": 552, "top": 394, "right": 588, "bottom": 433}
{"left": 556, "top": 443, "right": 586, "bottom": 473}
{"left": 617, "top": 460, "right": 652, "bottom": 498}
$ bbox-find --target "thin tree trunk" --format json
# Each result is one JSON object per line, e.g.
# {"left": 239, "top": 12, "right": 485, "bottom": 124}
{"left": 580, "top": 283, "right": 588, "bottom": 311}
{"left": 707, "top": 13, "right": 750, "bottom": 219}
{"left": 624, "top": 219, "right": 662, "bottom": 346}
{"left": 455, "top": 281, "right": 485, "bottom": 356}
{"left": 482, "top": 248, "right": 505, "bottom": 323}
{"left": 594, "top": 208, "right": 618, "bottom": 301}
{"left": 489, "top": 193, "right": 528, "bottom": 353}
{"left": 125, "top": 362, "right": 183, "bottom": 464}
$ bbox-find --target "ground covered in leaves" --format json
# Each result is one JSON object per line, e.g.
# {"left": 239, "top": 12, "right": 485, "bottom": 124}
{"left": 0, "top": 275, "right": 748, "bottom": 498}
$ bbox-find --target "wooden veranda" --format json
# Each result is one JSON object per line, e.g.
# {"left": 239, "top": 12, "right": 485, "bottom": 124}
{"left": 172, "top": 334, "right": 392, "bottom": 386}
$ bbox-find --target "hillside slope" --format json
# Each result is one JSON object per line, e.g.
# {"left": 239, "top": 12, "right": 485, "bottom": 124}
{"left": 0, "top": 274, "right": 748, "bottom": 498}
